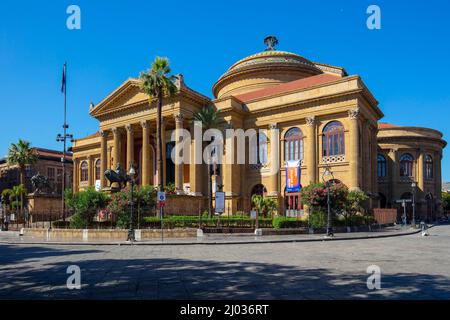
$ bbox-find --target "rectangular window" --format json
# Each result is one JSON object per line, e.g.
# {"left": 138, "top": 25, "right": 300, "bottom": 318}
{"left": 57, "top": 169, "right": 63, "bottom": 182}
{"left": 47, "top": 167, "right": 55, "bottom": 182}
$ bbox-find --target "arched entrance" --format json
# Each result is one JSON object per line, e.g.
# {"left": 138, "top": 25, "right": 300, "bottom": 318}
{"left": 379, "top": 193, "right": 387, "bottom": 209}
{"left": 166, "top": 142, "right": 175, "bottom": 185}
{"left": 251, "top": 184, "right": 267, "bottom": 197}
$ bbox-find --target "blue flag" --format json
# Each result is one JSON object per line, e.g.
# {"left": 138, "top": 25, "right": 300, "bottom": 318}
{"left": 61, "top": 63, "right": 66, "bottom": 93}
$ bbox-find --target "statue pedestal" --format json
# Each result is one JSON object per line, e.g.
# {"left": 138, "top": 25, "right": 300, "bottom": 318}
{"left": 27, "top": 193, "right": 62, "bottom": 223}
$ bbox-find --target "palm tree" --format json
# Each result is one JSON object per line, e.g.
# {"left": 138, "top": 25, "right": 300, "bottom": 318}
{"left": 140, "top": 57, "right": 177, "bottom": 218}
{"left": 2, "top": 185, "right": 26, "bottom": 225}
{"left": 6, "top": 140, "right": 37, "bottom": 226}
{"left": 251, "top": 194, "right": 265, "bottom": 230}
{"left": 192, "top": 105, "right": 220, "bottom": 218}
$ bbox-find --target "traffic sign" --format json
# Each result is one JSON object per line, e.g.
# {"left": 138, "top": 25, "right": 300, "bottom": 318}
{"left": 395, "top": 199, "right": 412, "bottom": 203}
{"left": 215, "top": 192, "right": 225, "bottom": 214}
{"left": 157, "top": 191, "right": 166, "bottom": 207}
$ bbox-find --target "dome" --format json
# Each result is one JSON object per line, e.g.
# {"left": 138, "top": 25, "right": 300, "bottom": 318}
{"left": 212, "top": 39, "right": 323, "bottom": 99}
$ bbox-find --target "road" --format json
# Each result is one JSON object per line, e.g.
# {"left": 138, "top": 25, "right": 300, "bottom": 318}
{"left": 1, "top": 225, "right": 449, "bottom": 299}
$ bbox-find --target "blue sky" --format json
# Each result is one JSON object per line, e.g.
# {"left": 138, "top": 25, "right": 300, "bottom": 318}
{"left": 0, "top": 0, "right": 449, "bottom": 181}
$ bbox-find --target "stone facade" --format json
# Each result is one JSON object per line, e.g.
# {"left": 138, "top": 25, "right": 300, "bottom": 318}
{"left": 377, "top": 124, "right": 446, "bottom": 221}
{"left": 71, "top": 42, "right": 446, "bottom": 219}
{"left": 0, "top": 148, "right": 73, "bottom": 196}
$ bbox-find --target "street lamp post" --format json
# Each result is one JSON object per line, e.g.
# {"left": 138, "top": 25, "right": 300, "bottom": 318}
{"left": 127, "top": 164, "right": 136, "bottom": 242}
{"left": 322, "top": 163, "right": 334, "bottom": 237}
{"left": 411, "top": 181, "right": 417, "bottom": 227}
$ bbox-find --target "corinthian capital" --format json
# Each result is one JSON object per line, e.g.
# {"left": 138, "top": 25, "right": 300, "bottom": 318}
{"left": 125, "top": 124, "right": 133, "bottom": 133}
{"left": 140, "top": 121, "right": 149, "bottom": 129}
{"left": 348, "top": 107, "right": 360, "bottom": 120}
{"left": 268, "top": 123, "right": 277, "bottom": 130}
{"left": 305, "top": 116, "right": 316, "bottom": 127}
{"left": 174, "top": 113, "right": 184, "bottom": 123}
{"left": 111, "top": 127, "right": 121, "bottom": 136}
{"left": 100, "top": 130, "right": 108, "bottom": 138}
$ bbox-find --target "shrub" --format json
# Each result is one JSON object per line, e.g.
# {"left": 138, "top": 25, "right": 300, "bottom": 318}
{"left": 443, "top": 192, "right": 450, "bottom": 212}
{"left": 52, "top": 220, "right": 70, "bottom": 229}
{"left": 65, "top": 187, "right": 110, "bottom": 228}
{"left": 309, "top": 210, "right": 327, "bottom": 229}
{"left": 301, "top": 182, "right": 348, "bottom": 212}
{"left": 272, "top": 217, "right": 307, "bottom": 229}
{"left": 107, "top": 185, "right": 157, "bottom": 229}
{"left": 69, "top": 213, "right": 87, "bottom": 229}
{"left": 142, "top": 215, "right": 272, "bottom": 229}
{"left": 251, "top": 195, "right": 278, "bottom": 218}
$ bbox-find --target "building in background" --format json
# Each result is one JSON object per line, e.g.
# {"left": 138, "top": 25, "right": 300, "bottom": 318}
{"left": 71, "top": 38, "right": 446, "bottom": 220}
{"left": 0, "top": 148, "right": 73, "bottom": 196}
{"left": 443, "top": 182, "right": 450, "bottom": 193}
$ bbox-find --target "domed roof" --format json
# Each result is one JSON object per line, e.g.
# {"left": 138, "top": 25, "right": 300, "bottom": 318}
{"left": 226, "top": 50, "right": 320, "bottom": 74}
{"left": 212, "top": 37, "right": 323, "bottom": 99}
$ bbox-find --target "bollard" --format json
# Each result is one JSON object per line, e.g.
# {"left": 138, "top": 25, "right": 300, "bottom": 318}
{"left": 420, "top": 221, "right": 429, "bottom": 237}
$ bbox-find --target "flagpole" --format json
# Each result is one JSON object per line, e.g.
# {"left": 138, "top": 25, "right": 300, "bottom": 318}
{"left": 57, "top": 62, "right": 73, "bottom": 223}
{"left": 62, "top": 62, "right": 67, "bottom": 222}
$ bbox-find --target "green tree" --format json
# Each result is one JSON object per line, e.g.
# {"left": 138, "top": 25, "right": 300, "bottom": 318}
{"left": 343, "top": 190, "right": 369, "bottom": 226}
{"left": 2, "top": 184, "right": 26, "bottom": 211}
{"left": 301, "top": 182, "right": 348, "bottom": 212}
{"left": 251, "top": 194, "right": 277, "bottom": 218}
{"left": 140, "top": 57, "right": 177, "bottom": 218}
{"left": 65, "top": 187, "right": 109, "bottom": 228}
{"left": 107, "top": 185, "right": 157, "bottom": 229}
{"left": 6, "top": 139, "right": 37, "bottom": 226}
{"left": 443, "top": 192, "right": 450, "bottom": 212}
{"left": 192, "top": 105, "right": 221, "bottom": 218}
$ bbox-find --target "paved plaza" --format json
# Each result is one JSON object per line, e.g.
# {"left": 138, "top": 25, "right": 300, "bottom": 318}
{"left": 0, "top": 225, "right": 449, "bottom": 300}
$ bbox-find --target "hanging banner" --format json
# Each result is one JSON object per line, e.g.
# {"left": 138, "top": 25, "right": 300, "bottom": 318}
{"left": 286, "top": 160, "right": 301, "bottom": 192}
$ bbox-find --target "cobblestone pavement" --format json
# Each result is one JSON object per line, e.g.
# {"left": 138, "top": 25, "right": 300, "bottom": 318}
{"left": 0, "top": 224, "right": 449, "bottom": 300}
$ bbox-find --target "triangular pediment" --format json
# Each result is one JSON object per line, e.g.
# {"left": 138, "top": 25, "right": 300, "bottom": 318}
{"left": 90, "top": 78, "right": 149, "bottom": 118}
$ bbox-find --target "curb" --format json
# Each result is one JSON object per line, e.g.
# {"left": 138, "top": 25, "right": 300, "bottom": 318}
{"left": 0, "top": 226, "right": 429, "bottom": 246}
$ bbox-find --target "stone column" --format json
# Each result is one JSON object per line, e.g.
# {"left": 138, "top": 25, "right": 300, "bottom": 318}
{"left": 141, "top": 121, "right": 150, "bottom": 186}
{"left": 388, "top": 148, "right": 399, "bottom": 204}
{"left": 126, "top": 124, "right": 135, "bottom": 171}
{"left": 268, "top": 123, "right": 279, "bottom": 196}
{"left": 348, "top": 108, "right": 360, "bottom": 191}
{"left": 418, "top": 149, "right": 425, "bottom": 192}
{"left": 305, "top": 116, "right": 317, "bottom": 184}
{"left": 161, "top": 118, "right": 167, "bottom": 186}
{"left": 189, "top": 121, "right": 204, "bottom": 195}
{"left": 87, "top": 155, "right": 94, "bottom": 187}
{"left": 112, "top": 127, "right": 121, "bottom": 169}
{"left": 174, "top": 113, "right": 184, "bottom": 194}
{"left": 435, "top": 151, "right": 443, "bottom": 215}
{"left": 72, "top": 158, "right": 79, "bottom": 192}
{"left": 100, "top": 130, "right": 108, "bottom": 188}
{"left": 372, "top": 125, "right": 379, "bottom": 196}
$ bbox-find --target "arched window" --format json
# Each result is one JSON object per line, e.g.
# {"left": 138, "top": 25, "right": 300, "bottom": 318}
{"left": 425, "top": 154, "right": 433, "bottom": 179}
{"left": 284, "top": 127, "right": 303, "bottom": 161}
{"left": 95, "top": 159, "right": 101, "bottom": 181}
{"left": 323, "top": 121, "right": 345, "bottom": 156}
{"left": 400, "top": 153, "right": 414, "bottom": 177}
{"left": 80, "top": 161, "right": 88, "bottom": 182}
{"left": 377, "top": 154, "right": 387, "bottom": 177}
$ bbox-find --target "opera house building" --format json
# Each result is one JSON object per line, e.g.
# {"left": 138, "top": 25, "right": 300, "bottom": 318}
{"left": 71, "top": 39, "right": 446, "bottom": 220}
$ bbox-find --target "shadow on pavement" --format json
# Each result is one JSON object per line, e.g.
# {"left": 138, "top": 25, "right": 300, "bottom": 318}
{"left": 0, "top": 244, "right": 449, "bottom": 300}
